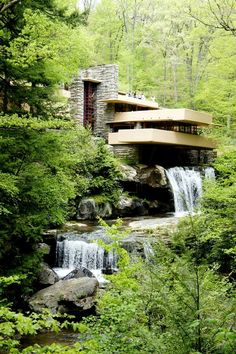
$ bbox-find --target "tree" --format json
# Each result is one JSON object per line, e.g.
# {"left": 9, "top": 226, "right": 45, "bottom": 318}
{"left": 0, "top": 0, "right": 92, "bottom": 300}
{"left": 188, "top": 0, "right": 236, "bottom": 36}
{"left": 0, "top": 0, "right": 90, "bottom": 115}
{"left": 87, "top": 0, "right": 215, "bottom": 107}
{"left": 194, "top": 34, "right": 236, "bottom": 140}
{"left": 88, "top": 0, "right": 124, "bottom": 63}
{"left": 76, "top": 239, "right": 235, "bottom": 354}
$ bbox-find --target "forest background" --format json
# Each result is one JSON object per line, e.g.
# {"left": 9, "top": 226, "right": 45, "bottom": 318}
{"left": 0, "top": 0, "right": 235, "bottom": 353}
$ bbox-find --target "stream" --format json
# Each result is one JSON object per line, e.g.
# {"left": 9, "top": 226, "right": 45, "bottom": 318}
{"left": 21, "top": 213, "right": 178, "bottom": 349}
{"left": 21, "top": 167, "right": 214, "bottom": 348}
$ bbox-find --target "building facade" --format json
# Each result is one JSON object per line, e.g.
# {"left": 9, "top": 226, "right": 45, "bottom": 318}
{"left": 69, "top": 64, "right": 216, "bottom": 166}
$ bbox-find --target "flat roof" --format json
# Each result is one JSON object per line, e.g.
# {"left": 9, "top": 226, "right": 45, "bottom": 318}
{"left": 108, "top": 108, "right": 212, "bottom": 126}
{"left": 100, "top": 94, "right": 159, "bottom": 109}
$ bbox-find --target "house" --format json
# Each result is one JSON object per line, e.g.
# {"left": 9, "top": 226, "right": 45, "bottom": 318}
{"left": 69, "top": 64, "right": 216, "bottom": 166}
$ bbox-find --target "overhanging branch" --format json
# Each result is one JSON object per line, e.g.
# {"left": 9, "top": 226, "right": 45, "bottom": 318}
{"left": 0, "top": 0, "right": 21, "bottom": 13}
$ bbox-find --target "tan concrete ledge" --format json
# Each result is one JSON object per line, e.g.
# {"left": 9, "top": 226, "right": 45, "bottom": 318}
{"left": 100, "top": 94, "right": 159, "bottom": 109}
{"left": 111, "top": 108, "right": 212, "bottom": 126}
{"left": 108, "top": 129, "right": 215, "bottom": 149}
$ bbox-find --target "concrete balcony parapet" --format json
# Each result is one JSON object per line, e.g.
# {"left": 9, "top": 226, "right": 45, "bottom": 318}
{"left": 108, "top": 128, "right": 215, "bottom": 149}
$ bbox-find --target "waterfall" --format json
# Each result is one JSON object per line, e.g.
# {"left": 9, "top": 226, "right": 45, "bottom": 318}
{"left": 204, "top": 167, "right": 215, "bottom": 179}
{"left": 143, "top": 241, "right": 154, "bottom": 260}
{"left": 55, "top": 239, "right": 117, "bottom": 275}
{"left": 166, "top": 167, "right": 209, "bottom": 216}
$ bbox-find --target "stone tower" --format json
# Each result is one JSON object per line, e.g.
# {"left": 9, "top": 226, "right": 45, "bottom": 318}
{"left": 70, "top": 64, "right": 118, "bottom": 139}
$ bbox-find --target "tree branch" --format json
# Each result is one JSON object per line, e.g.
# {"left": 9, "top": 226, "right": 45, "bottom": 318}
{"left": 0, "top": 0, "right": 21, "bottom": 13}
{"left": 187, "top": 1, "right": 236, "bottom": 37}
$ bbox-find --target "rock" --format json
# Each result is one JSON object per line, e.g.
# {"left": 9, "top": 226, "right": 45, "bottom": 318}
{"left": 121, "top": 237, "right": 147, "bottom": 257}
{"left": 62, "top": 267, "right": 94, "bottom": 280}
{"left": 29, "top": 278, "right": 98, "bottom": 315}
{"left": 63, "top": 222, "right": 88, "bottom": 229}
{"left": 77, "top": 198, "right": 96, "bottom": 220}
{"left": 137, "top": 165, "right": 167, "bottom": 188}
{"left": 38, "top": 263, "right": 59, "bottom": 286}
{"left": 37, "top": 243, "right": 50, "bottom": 255}
{"left": 114, "top": 195, "right": 148, "bottom": 217}
{"left": 42, "top": 230, "right": 58, "bottom": 249}
{"left": 43, "top": 229, "right": 58, "bottom": 238}
{"left": 119, "top": 163, "right": 138, "bottom": 182}
{"left": 102, "top": 267, "right": 117, "bottom": 275}
{"left": 77, "top": 198, "right": 112, "bottom": 220}
{"left": 97, "top": 202, "right": 113, "bottom": 218}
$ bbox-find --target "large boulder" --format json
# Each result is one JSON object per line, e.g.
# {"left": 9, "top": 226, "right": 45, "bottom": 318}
{"left": 137, "top": 165, "right": 167, "bottom": 188}
{"left": 113, "top": 195, "right": 148, "bottom": 217}
{"left": 77, "top": 198, "right": 112, "bottom": 220}
{"left": 77, "top": 198, "right": 97, "bottom": 220}
{"left": 29, "top": 278, "right": 98, "bottom": 315}
{"left": 119, "top": 163, "right": 138, "bottom": 182}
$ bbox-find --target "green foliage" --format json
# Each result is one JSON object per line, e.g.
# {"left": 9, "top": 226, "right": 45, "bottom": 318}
{"left": 194, "top": 35, "right": 236, "bottom": 140}
{"left": 77, "top": 235, "right": 235, "bottom": 354}
{"left": 0, "top": 305, "right": 83, "bottom": 353}
{"left": 0, "top": 0, "right": 91, "bottom": 116}
{"left": 87, "top": 0, "right": 236, "bottom": 141}
{"left": 76, "top": 138, "right": 121, "bottom": 204}
{"left": 0, "top": 123, "right": 121, "bottom": 301}
{"left": 97, "top": 218, "right": 130, "bottom": 269}
{"left": 141, "top": 244, "right": 236, "bottom": 354}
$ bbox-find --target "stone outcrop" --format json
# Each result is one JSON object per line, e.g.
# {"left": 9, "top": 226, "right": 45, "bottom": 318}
{"left": 38, "top": 263, "right": 59, "bottom": 287}
{"left": 62, "top": 267, "right": 94, "bottom": 280}
{"left": 113, "top": 195, "right": 148, "bottom": 217}
{"left": 75, "top": 163, "right": 172, "bottom": 220}
{"left": 77, "top": 198, "right": 112, "bottom": 220}
{"left": 29, "top": 278, "right": 98, "bottom": 315}
{"left": 137, "top": 165, "right": 167, "bottom": 188}
{"left": 119, "top": 163, "right": 138, "bottom": 181}
{"left": 119, "top": 163, "right": 168, "bottom": 187}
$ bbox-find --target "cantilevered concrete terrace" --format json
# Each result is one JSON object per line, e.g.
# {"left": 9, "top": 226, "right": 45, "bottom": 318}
{"left": 110, "top": 108, "right": 212, "bottom": 126}
{"left": 101, "top": 94, "right": 159, "bottom": 109}
{"left": 108, "top": 108, "right": 215, "bottom": 149}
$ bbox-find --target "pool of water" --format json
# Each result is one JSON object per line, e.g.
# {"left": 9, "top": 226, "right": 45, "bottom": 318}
{"left": 20, "top": 328, "right": 80, "bottom": 349}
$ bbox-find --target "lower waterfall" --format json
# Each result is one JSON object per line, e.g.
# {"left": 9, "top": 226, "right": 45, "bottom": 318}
{"left": 54, "top": 239, "right": 117, "bottom": 281}
{"left": 166, "top": 167, "right": 214, "bottom": 216}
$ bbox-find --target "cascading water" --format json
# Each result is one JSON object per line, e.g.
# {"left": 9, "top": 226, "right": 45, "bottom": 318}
{"left": 54, "top": 238, "right": 117, "bottom": 282}
{"left": 204, "top": 167, "right": 215, "bottom": 179}
{"left": 166, "top": 167, "right": 214, "bottom": 217}
{"left": 56, "top": 239, "right": 117, "bottom": 270}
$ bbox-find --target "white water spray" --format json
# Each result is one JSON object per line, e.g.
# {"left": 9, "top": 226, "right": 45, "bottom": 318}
{"left": 55, "top": 239, "right": 117, "bottom": 280}
{"left": 204, "top": 167, "right": 215, "bottom": 179}
{"left": 166, "top": 167, "right": 209, "bottom": 216}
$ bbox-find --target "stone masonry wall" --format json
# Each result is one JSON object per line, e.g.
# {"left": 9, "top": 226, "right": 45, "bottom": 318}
{"left": 70, "top": 78, "right": 84, "bottom": 124}
{"left": 69, "top": 64, "right": 118, "bottom": 138}
{"left": 111, "top": 145, "right": 139, "bottom": 164}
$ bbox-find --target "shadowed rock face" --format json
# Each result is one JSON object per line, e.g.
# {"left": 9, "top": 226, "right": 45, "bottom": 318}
{"left": 76, "top": 164, "right": 172, "bottom": 220}
{"left": 29, "top": 278, "right": 98, "bottom": 315}
{"left": 62, "top": 267, "right": 95, "bottom": 280}
{"left": 77, "top": 199, "right": 112, "bottom": 220}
